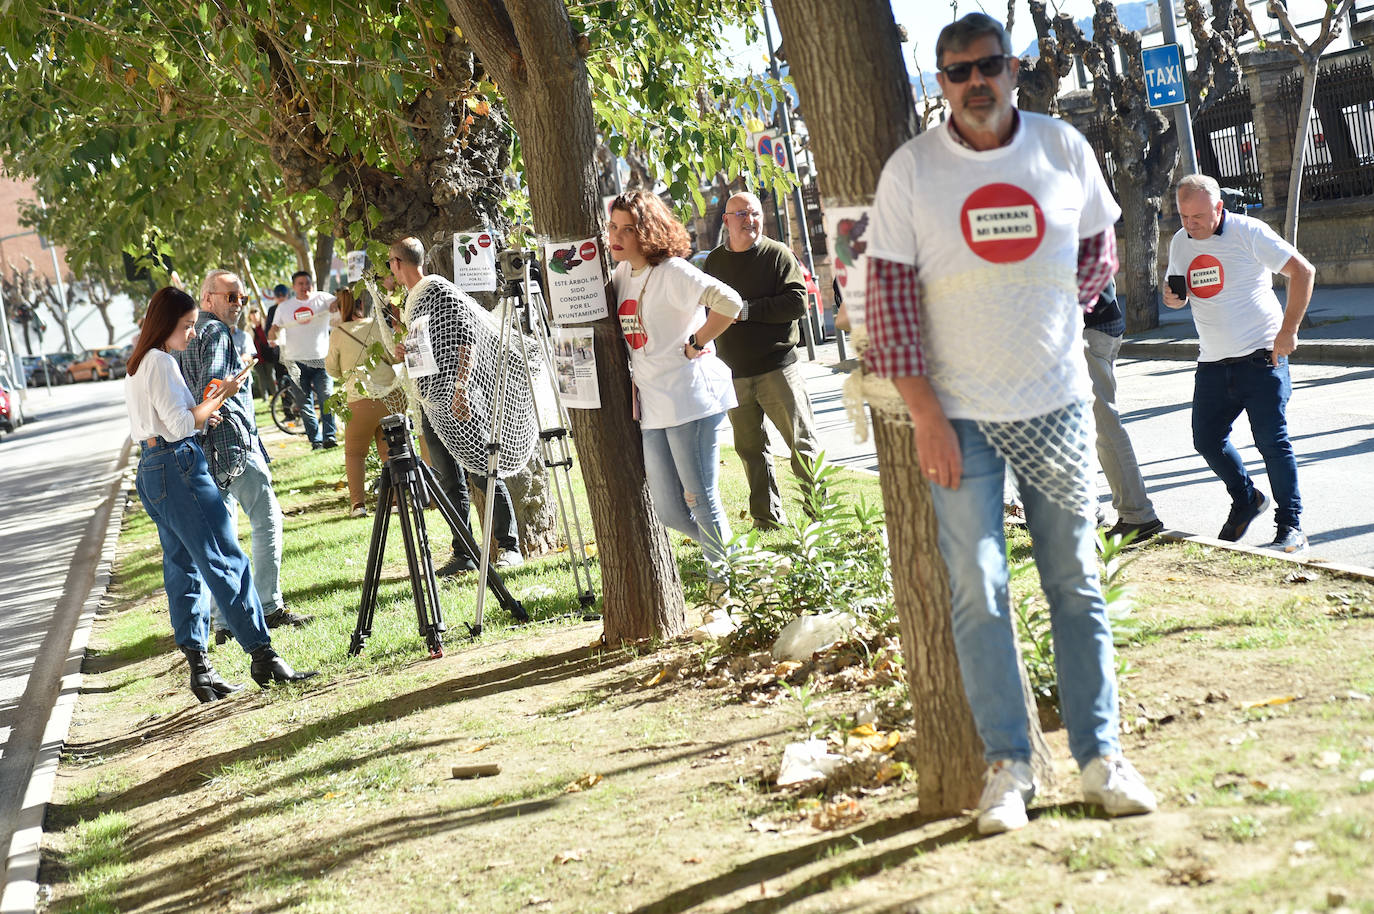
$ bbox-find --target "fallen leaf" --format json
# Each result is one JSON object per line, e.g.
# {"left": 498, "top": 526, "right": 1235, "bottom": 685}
{"left": 682, "top": 856, "right": 702, "bottom": 864}
{"left": 1282, "top": 568, "right": 1317, "bottom": 583}
{"left": 565, "top": 773, "right": 602, "bottom": 793}
{"left": 462, "top": 741, "right": 493, "bottom": 753}
{"left": 1239, "top": 695, "right": 1298, "bottom": 710}
{"left": 810, "top": 798, "right": 865, "bottom": 831}
{"left": 553, "top": 848, "right": 587, "bottom": 864}
{"left": 641, "top": 668, "right": 668, "bottom": 688}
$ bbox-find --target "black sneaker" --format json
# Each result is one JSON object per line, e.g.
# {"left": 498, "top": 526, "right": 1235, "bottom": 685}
{"left": 436, "top": 555, "right": 478, "bottom": 577}
{"left": 1266, "top": 525, "right": 1308, "bottom": 554}
{"left": 1106, "top": 517, "right": 1164, "bottom": 545}
{"left": 1218, "top": 490, "right": 1269, "bottom": 542}
{"left": 322, "top": 438, "right": 338, "bottom": 449}
{"left": 264, "top": 607, "right": 314, "bottom": 628}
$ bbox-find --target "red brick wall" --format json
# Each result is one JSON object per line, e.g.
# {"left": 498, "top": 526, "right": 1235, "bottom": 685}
{"left": 0, "top": 173, "right": 70, "bottom": 281}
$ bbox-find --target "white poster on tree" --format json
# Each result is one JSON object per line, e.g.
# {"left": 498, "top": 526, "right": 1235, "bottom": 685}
{"left": 551, "top": 327, "right": 600, "bottom": 409}
{"left": 823, "top": 206, "right": 871, "bottom": 332}
{"left": 453, "top": 230, "right": 498, "bottom": 293}
{"left": 542, "top": 238, "right": 609, "bottom": 324}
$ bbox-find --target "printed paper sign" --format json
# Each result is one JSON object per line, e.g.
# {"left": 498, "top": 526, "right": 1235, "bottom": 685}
{"left": 960, "top": 184, "right": 1045, "bottom": 263}
{"left": 346, "top": 250, "right": 366, "bottom": 282}
{"left": 403, "top": 314, "right": 439, "bottom": 379}
{"left": 543, "top": 237, "right": 609, "bottom": 324}
{"left": 453, "top": 230, "right": 498, "bottom": 293}
{"left": 552, "top": 327, "right": 601, "bottom": 410}
{"left": 1187, "top": 255, "right": 1225, "bottom": 298}
{"left": 824, "top": 205, "right": 871, "bottom": 332}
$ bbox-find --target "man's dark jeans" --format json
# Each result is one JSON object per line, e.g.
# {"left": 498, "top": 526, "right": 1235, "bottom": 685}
{"left": 420, "top": 414, "right": 519, "bottom": 553}
{"left": 1191, "top": 351, "right": 1301, "bottom": 529}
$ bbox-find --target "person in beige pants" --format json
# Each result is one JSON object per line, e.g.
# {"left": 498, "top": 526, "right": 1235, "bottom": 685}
{"left": 325, "top": 289, "right": 405, "bottom": 517}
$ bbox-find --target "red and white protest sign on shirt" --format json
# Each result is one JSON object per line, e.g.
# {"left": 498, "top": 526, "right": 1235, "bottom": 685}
{"left": 292, "top": 304, "right": 316, "bottom": 324}
{"left": 619, "top": 298, "right": 646, "bottom": 349}
{"left": 961, "top": 183, "right": 1045, "bottom": 263}
{"left": 1186, "top": 254, "right": 1225, "bottom": 298}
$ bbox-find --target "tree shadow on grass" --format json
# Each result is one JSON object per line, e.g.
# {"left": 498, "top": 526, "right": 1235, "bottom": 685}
{"left": 630, "top": 812, "right": 978, "bottom": 914}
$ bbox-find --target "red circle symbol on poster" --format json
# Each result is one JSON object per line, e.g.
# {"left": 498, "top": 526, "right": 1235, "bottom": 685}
{"left": 834, "top": 258, "right": 849, "bottom": 289}
{"left": 579, "top": 240, "right": 597, "bottom": 262}
{"left": 293, "top": 305, "right": 314, "bottom": 324}
{"left": 619, "top": 299, "right": 646, "bottom": 349}
{"left": 959, "top": 184, "right": 1045, "bottom": 263}
{"left": 477, "top": 233, "right": 492, "bottom": 248}
{"left": 1186, "top": 254, "right": 1224, "bottom": 298}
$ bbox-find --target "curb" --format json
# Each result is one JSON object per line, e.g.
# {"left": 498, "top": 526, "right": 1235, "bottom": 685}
{"left": 1120, "top": 340, "right": 1374, "bottom": 366}
{"left": 1155, "top": 529, "right": 1374, "bottom": 581}
{"left": 0, "top": 444, "right": 131, "bottom": 914}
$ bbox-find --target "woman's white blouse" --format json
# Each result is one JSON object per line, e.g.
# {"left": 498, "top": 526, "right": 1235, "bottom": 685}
{"left": 126, "top": 348, "right": 198, "bottom": 443}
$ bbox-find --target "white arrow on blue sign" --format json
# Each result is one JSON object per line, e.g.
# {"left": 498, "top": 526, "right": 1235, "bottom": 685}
{"left": 1141, "top": 44, "right": 1187, "bottom": 109}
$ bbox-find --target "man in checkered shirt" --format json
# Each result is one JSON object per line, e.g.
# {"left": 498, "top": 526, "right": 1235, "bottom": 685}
{"left": 865, "top": 13, "right": 1155, "bottom": 835}
{"left": 178, "top": 269, "right": 312, "bottom": 637}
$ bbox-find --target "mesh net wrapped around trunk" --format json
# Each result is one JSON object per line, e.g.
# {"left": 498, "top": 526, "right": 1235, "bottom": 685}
{"left": 402, "top": 275, "right": 538, "bottom": 477}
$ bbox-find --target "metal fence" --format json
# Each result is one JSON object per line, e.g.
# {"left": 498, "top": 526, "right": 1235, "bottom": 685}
{"left": 1078, "top": 115, "right": 1120, "bottom": 200}
{"left": 1192, "top": 84, "right": 1264, "bottom": 207}
{"left": 1278, "top": 55, "right": 1374, "bottom": 201}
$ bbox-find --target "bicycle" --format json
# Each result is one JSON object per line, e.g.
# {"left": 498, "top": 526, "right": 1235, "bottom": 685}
{"left": 269, "top": 384, "right": 307, "bottom": 436}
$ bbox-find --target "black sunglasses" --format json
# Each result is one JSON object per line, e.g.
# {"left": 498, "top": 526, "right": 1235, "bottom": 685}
{"left": 939, "top": 54, "right": 1011, "bottom": 83}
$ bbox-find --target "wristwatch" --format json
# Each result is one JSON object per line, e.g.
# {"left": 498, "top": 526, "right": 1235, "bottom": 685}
{"left": 687, "top": 334, "right": 706, "bottom": 353}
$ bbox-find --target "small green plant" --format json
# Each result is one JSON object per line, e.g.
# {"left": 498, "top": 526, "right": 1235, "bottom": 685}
{"left": 783, "top": 679, "right": 825, "bottom": 739}
{"left": 1221, "top": 814, "right": 1267, "bottom": 842}
{"left": 717, "top": 453, "right": 893, "bottom": 649}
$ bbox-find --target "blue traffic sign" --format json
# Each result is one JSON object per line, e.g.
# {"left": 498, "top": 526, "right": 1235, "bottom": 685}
{"left": 1142, "top": 44, "right": 1187, "bottom": 109}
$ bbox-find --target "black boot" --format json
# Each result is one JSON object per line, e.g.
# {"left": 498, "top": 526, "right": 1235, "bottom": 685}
{"left": 181, "top": 647, "right": 243, "bottom": 703}
{"left": 249, "top": 645, "right": 318, "bottom": 688}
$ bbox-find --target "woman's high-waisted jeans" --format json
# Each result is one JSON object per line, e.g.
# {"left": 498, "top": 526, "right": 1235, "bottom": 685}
{"left": 641, "top": 412, "right": 734, "bottom": 581}
{"left": 135, "top": 436, "right": 272, "bottom": 653}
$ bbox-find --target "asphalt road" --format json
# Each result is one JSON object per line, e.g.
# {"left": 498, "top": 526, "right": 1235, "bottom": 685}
{"left": 789, "top": 345, "right": 1374, "bottom": 570}
{"left": 0, "top": 379, "right": 130, "bottom": 913}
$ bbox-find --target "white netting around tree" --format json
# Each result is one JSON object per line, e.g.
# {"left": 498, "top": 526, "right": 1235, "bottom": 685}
{"left": 402, "top": 275, "right": 538, "bottom": 477}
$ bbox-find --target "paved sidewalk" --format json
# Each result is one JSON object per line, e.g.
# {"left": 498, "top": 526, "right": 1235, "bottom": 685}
{"left": 1120, "top": 284, "right": 1374, "bottom": 365}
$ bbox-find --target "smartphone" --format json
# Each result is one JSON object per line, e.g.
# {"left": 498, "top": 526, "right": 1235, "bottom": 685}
{"left": 232, "top": 357, "right": 258, "bottom": 385}
{"left": 1166, "top": 275, "right": 1187, "bottom": 300}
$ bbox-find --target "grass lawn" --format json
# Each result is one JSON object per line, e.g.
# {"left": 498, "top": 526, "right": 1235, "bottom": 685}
{"left": 38, "top": 412, "right": 1374, "bottom": 914}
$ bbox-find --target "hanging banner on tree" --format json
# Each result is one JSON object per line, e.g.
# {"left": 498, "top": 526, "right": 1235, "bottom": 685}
{"left": 453, "top": 230, "right": 498, "bottom": 292}
{"left": 542, "top": 238, "right": 609, "bottom": 324}
{"left": 552, "top": 327, "right": 601, "bottom": 410}
{"left": 346, "top": 250, "right": 367, "bottom": 282}
{"left": 824, "top": 206, "right": 872, "bottom": 332}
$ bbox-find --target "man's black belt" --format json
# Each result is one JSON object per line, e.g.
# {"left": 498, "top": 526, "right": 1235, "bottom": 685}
{"left": 1203, "top": 348, "right": 1271, "bottom": 365}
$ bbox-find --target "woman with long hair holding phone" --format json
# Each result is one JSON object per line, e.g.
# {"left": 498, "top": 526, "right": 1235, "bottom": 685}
{"left": 126, "top": 286, "right": 316, "bottom": 702}
{"left": 608, "top": 189, "right": 743, "bottom": 593}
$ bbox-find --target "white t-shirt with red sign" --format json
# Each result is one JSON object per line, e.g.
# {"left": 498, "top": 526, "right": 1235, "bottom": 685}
{"left": 869, "top": 112, "right": 1120, "bottom": 422}
{"left": 271, "top": 290, "right": 336, "bottom": 361}
{"left": 1167, "top": 212, "right": 1298, "bottom": 362}
{"left": 612, "top": 257, "right": 740, "bottom": 430}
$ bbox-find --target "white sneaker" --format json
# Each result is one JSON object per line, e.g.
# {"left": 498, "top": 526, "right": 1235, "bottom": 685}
{"left": 1081, "top": 756, "right": 1157, "bottom": 817}
{"left": 350, "top": 505, "right": 368, "bottom": 518}
{"left": 976, "top": 759, "right": 1035, "bottom": 835}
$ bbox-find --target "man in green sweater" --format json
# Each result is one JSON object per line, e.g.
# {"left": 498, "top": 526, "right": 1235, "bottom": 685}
{"left": 704, "top": 191, "right": 821, "bottom": 529}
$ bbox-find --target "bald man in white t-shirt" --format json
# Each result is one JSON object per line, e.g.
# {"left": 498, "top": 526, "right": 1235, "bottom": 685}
{"left": 1165, "top": 173, "right": 1315, "bottom": 554}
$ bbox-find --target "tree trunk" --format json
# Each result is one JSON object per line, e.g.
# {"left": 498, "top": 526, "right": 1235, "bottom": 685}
{"left": 446, "top": 0, "right": 682, "bottom": 643}
{"left": 773, "top": 0, "right": 1051, "bottom": 815}
{"left": 1116, "top": 176, "right": 1163, "bottom": 333}
{"left": 313, "top": 233, "right": 335, "bottom": 292}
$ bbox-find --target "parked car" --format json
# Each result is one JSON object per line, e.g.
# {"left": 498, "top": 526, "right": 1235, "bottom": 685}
{"left": 0, "top": 381, "right": 16, "bottom": 434}
{"left": 23, "top": 352, "right": 76, "bottom": 387}
{"left": 70, "top": 349, "right": 113, "bottom": 382}
{"left": 97, "top": 347, "right": 129, "bottom": 379}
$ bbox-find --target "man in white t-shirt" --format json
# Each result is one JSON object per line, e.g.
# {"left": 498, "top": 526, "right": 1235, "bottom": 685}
{"left": 1164, "top": 173, "right": 1315, "bottom": 553}
{"left": 865, "top": 13, "right": 1155, "bottom": 835}
{"left": 268, "top": 270, "right": 337, "bottom": 449}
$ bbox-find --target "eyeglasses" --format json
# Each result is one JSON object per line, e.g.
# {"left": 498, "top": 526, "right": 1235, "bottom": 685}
{"left": 209, "top": 290, "right": 246, "bottom": 303}
{"left": 938, "top": 54, "right": 1011, "bottom": 83}
{"left": 726, "top": 210, "right": 761, "bottom": 219}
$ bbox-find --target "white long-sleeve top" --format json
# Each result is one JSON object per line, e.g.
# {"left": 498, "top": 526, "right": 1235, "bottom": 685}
{"left": 126, "top": 348, "right": 199, "bottom": 443}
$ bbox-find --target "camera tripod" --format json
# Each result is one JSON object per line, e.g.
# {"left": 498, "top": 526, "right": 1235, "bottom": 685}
{"left": 470, "top": 250, "right": 598, "bottom": 630}
{"left": 349, "top": 414, "right": 528, "bottom": 659}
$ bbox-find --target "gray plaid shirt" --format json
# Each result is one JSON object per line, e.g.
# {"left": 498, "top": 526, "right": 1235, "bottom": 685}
{"left": 176, "top": 312, "right": 260, "bottom": 487}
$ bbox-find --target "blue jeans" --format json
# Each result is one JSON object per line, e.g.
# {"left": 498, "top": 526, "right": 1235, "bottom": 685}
{"left": 930, "top": 419, "right": 1120, "bottom": 770}
{"left": 1192, "top": 354, "right": 1301, "bottom": 529}
{"left": 211, "top": 443, "right": 285, "bottom": 628}
{"left": 135, "top": 437, "right": 272, "bottom": 653}
{"left": 642, "top": 412, "right": 734, "bottom": 581}
{"left": 295, "top": 362, "right": 336, "bottom": 445}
